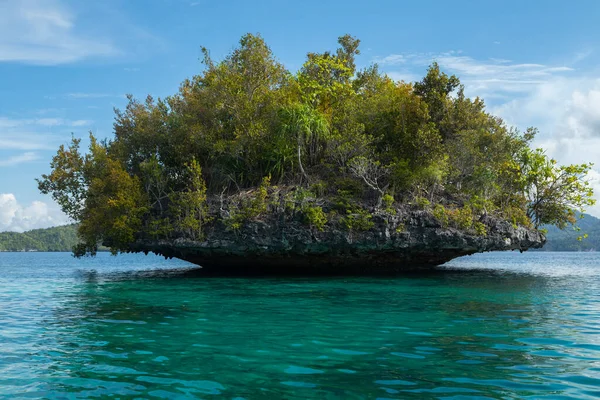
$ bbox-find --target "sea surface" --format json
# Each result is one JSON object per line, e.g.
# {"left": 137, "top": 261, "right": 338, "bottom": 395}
{"left": 0, "top": 252, "right": 599, "bottom": 399}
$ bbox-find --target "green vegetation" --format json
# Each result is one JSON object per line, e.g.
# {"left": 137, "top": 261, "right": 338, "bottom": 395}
{"left": 0, "top": 225, "right": 79, "bottom": 252}
{"left": 37, "top": 34, "right": 596, "bottom": 256}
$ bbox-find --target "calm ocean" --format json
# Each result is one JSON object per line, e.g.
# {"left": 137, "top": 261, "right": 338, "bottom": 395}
{"left": 0, "top": 252, "right": 599, "bottom": 399}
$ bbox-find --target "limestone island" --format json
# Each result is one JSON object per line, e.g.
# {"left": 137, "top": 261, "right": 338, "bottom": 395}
{"left": 38, "top": 34, "right": 594, "bottom": 274}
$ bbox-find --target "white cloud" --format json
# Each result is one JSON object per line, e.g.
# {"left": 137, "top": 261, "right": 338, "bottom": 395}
{"left": 0, "top": 0, "right": 118, "bottom": 65}
{"left": 0, "top": 193, "right": 69, "bottom": 232}
{"left": 0, "top": 152, "right": 40, "bottom": 167}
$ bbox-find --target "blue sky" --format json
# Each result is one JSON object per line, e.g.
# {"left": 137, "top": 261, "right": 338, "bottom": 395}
{"left": 2, "top": 0, "right": 600, "bottom": 231}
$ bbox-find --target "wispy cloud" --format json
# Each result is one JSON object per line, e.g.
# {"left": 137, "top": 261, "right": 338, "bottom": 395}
{"left": 0, "top": 0, "right": 162, "bottom": 66}
{"left": 374, "top": 51, "right": 574, "bottom": 95}
{"left": 0, "top": 117, "right": 26, "bottom": 129}
{"left": 70, "top": 119, "right": 92, "bottom": 127}
{"left": 386, "top": 71, "right": 420, "bottom": 83}
{"left": 0, "top": 116, "right": 93, "bottom": 129}
{"left": 373, "top": 54, "right": 408, "bottom": 65}
{"left": 36, "top": 118, "right": 64, "bottom": 127}
{"left": 573, "top": 50, "right": 593, "bottom": 64}
{"left": 0, "top": 0, "right": 118, "bottom": 65}
{"left": 66, "top": 92, "right": 113, "bottom": 99}
{"left": 0, "top": 135, "right": 61, "bottom": 151}
{"left": 0, "top": 116, "right": 93, "bottom": 151}
{"left": 42, "top": 92, "right": 124, "bottom": 101}
{"left": 0, "top": 152, "right": 40, "bottom": 167}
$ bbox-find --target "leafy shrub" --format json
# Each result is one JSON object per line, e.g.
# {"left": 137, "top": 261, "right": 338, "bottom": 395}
{"left": 223, "top": 207, "right": 244, "bottom": 231}
{"left": 433, "top": 204, "right": 449, "bottom": 227}
{"left": 447, "top": 206, "right": 473, "bottom": 230}
{"left": 382, "top": 193, "right": 396, "bottom": 214}
{"left": 433, "top": 204, "right": 475, "bottom": 231}
{"left": 303, "top": 205, "right": 328, "bottom": 231}
{"left": 341, "top": 208, "right": 374, "bottom": 231}
{"left": 333, "top": 177, "right": 364, "bottom": 196}
{"left": 466, "top": 195, "right": 495, "bottom": 215}
{"left": 504, "top": 205, "right": 531, "bottom": 229}
{"left": 146, "top": 217, "right": 172, "bottom": 240}
{"left": 474, "top": 221, "right": 487, "bottom": 236}
{"left": 250, "top": 175, "right": 271, "bottom": 216}
{"left": 224, "top": 175, "right": 272, "bottom": 231}
{"left": 333, "top": 189, "right": 355, "bottom": 212}
{"left": 382, "top": 194, "right": 394, "bottom": 208}
{"left": 310, "top": 181, "right": 328, "bottom": 197}
{"left": 415, "top": 196, "right": 431, "bottom": 209}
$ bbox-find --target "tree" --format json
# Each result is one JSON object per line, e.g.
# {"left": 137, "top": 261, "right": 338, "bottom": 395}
{"left": 413, "top": 62, "right": 460, "bottom": 139}
{"left": 297, "top": 36, "right": 357, "bottom": 111}
{"left": 348, "top": 156, "right": 389, "bottom": 203}
{"left": 169, "top": 159, "right": 209, "bottom": 240}
{"left": 278, "top": 103, "right": 330, "bottom": 183}
{"left": 191, "top": 33, "right": 294, "bottom": 188}
{"left": 76, "top": 136, "right": 148, "bottom": 255}
{"left": 37, "top": 136, "right": 87, "bottom": 221}
{"left": 335, "top": 34, "right": 361, "bottom": 77}
{"left": 519, "top": 148, "right": 596, "bottom": 229}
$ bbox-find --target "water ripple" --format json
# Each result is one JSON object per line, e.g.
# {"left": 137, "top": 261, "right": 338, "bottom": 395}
{"left": 0, "top": 252, "right": 599, "bottom": 398}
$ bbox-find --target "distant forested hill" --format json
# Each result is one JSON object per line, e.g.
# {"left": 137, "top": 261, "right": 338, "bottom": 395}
{"left": 538, "top": 213, "right": 600, "bottom": 251}
{"left": 0, "top": 224, "right": 78, "bottom": 252}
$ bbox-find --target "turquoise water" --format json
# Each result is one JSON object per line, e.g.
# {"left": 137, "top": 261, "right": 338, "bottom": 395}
{"left": 1, "top": 252, "right": 600, "bottom": 399}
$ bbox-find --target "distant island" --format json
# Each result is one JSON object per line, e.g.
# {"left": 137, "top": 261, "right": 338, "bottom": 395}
{"left": 0, "top": 225, "right": 110, "bottom": 253}
{"left": 34, "top": 34, "right": 594, "bottom": 272}
{"left": 537, "top": 213, "right": 600, "bottom": 252}
{"left": 0, "top": 225, "right": 78, "bottom": 252}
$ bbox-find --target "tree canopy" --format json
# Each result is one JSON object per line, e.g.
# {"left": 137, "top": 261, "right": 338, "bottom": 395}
{"left": 38, "top": 33, "right": 596, "bottom": 256}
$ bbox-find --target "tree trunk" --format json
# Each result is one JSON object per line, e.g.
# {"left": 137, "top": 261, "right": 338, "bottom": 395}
{"left": 297, "top": 137, "right": 308, "bottom": 182}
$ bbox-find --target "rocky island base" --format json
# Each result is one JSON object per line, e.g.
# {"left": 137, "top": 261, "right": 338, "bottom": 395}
{"left": 131, "top": 209, "right": 545, "bottom": 275}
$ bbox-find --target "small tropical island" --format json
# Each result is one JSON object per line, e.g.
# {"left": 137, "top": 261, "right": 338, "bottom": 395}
{"left": 37, "top": 34, "right": 595, "bottom": 273}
